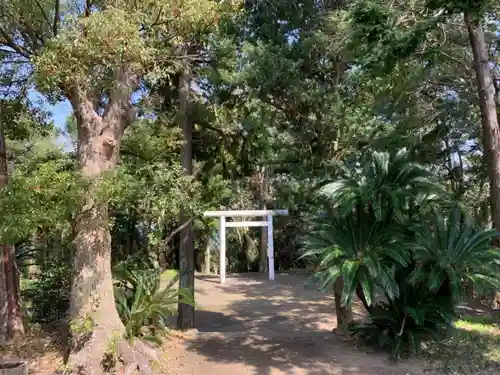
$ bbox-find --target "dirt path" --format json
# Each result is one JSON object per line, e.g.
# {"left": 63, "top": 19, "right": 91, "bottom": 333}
{"left": 192, "top": 272, "right": 357, "bottom": 333}
{"left": 163, "top": 334, "right": 431, "bottom": 375}
{"left": 2, "top": 272, "right": 437, "bottom": 374}
{"left": 163, "top": 272, "right": 434, "bottom": 375}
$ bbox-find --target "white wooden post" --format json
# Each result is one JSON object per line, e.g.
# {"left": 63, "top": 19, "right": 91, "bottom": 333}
{"left": 219, "top": 216, "right": 226, "bottom": 283}
{"left": 204, "top": 240, "right": 211, "bottom": 274}
{"left": 267, "top": 215, "right": 275, "bottom": 281}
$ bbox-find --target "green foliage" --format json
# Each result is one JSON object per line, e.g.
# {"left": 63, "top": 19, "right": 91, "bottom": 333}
{"left": 0, "top": 156, "right": 81, "bottom": 243}
{"left": 304, "top": 210, "right": 406, "bottom": 307}
{"left": 410, "top": 208, "right": 500, "bottom": 299}
{"left": 304, "top": 149, "right": 500, "bottom": 358}
{"left": 113, "top": 256, "right": 193, "bottom": 344}
{"left": 0, "top": 98, "right": 55, "bottom": 140}
{"left": 319, "top": 149, "right": 446, "bottom": 221}
{"left": 348, "top": 208, "right": 500, "bottom": 358}
{"left": 348, "top": 0, "right": 443, "bottom": 74}
{"left": 0, "top": 0, "right": 498, "bottom": 360}
{"left": 349, "top": 264, "right": 455, "bottom": 359}
{"left": 425, "top": 0, "right": 494, "bottom": 15}
{"left": 22, "top": 257, "right": 71, "bottom": 323}
{"left": 15, "top": 243, "right": 41, "bottom": 268}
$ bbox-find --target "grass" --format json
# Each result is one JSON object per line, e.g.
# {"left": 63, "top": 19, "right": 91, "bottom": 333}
{"left": 423, "top": 313, "right": 500, "bottom": 374}
{"left": 161, "top": 269, "right": 179, "bottom": 284}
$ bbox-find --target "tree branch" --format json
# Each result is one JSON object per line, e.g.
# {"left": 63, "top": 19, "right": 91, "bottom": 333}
{"left": 18, "top": 25, "right": 40, "bottom": 52}
{"left": 34, "top": 0, "right": 52, "bottom": 32}
{"left": 162, "top": 219, "right": 193, "bottom": 246}
{"left": 194, "top": 118, "right": 226, "bottom": 137}
{"left": 493, "top": 77, "right": 499, "bottom": 102}
{"left": 53, "top": 0, "right": 60, "bottom": 36}
{"left": 150, "top": 6, "right": 163, "bottom": 28}
{"left": 102, "top": 69, "right": 139, "bottom": 133}
{"left": 0, "top": 27, "right": 30, "bottom": 58}
{"left": 84, "top": 0, "right": 92, "bottom": 17}
{"left": 67, "top": 86, "right": 103, "bottom": 137}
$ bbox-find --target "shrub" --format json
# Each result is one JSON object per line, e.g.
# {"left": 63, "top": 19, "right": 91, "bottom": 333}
{"left": 113, "top": 256, "right": 193, "bottom": 344}
{"left": 22, "top": 261, "right": 71, "bottom": 323}
{"left": 327, "top": 208, "right": 500, "bottom": 359}
{"left": 348, "top": 264, "right": 455, "bottom": 358}
{"left": 304, "top": 150, "right": 500, "bottom": 359}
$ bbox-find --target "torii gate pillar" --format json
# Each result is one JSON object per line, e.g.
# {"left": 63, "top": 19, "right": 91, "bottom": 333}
{"left": 203, "top": 210, "right": 289, "bottom": 283}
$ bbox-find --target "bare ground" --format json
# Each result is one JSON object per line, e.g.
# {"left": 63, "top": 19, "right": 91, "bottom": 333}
{"left": 191, "top": 272, "right": 364, "bottom": 334}
{"left": 3, "top": 271, "right": 476, "bottom": 374}
{"left": 162, "top": 272, "right": 433, "bottom": 375}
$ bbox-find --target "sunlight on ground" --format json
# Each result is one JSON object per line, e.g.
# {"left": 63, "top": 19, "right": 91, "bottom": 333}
{"left": 424, "top": 315, "right": 500, "bottom": 374}
{"left": 161, "top": 269, "right": 179, "bottom": 283}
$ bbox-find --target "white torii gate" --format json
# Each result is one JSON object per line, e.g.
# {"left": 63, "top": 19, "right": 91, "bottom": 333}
{"left": 203, "top": 210, "right": 289, "bottom": 283}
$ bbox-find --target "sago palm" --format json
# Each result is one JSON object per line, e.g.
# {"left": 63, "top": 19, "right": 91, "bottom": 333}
{"left": 409, "top": 207, "right": 500, "bottom": 300}
{"left": 113, "top": 256, "right": 194, "bottom": 344}
{"left": 303, "top": 210, "right": 410, "bottom": 309}
{"left": 349, "top": 262, "right": 456, "bottom": 359}
{"left": 319, "top": 149, "right": 446, "bottom": 221}
{"left": 305, "top": 149, "right": 445, "bottom": 307}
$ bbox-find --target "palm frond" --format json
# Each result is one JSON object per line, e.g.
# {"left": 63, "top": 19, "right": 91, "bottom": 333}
{"left": 410, "top": 206, "right": 500, "bottom": 299}
{"left": 303, "top": 210, "right": 407, "bottom": 306}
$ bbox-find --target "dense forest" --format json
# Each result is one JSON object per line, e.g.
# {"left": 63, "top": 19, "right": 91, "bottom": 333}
{"left": 0, "top": 0, "right": 500, "bottom": 374}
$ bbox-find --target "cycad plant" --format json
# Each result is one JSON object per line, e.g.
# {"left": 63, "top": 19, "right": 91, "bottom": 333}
{"left": 349, "top": 262, "right": 456, "bottom": 358}
{"left": 306, "top": 149, "right": 442, "bottom": 310}
{"left": 113, "top": 256, "right": 194, "bottom": 344}
{"left": 319, "top": 148, "right": 446, "bottom": 221}
{"left": 409, "top": 207, "right": 500, "bottom": 299}
{"left": 304, "top": 209, "right": 408, "bottom": 310}
{"left": 350, "top": 209, "right": 500, "bottom": 358}
{"left": 304, "top": 149, "right": 500, "bottom": 358}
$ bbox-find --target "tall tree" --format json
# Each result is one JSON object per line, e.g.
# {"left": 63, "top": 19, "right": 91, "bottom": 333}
{"left": 0, "top": 95, "right": 55, "bottom": 341}
{"left": 0, "top": 101, "right": 24, "bottom": 341}
{"left": 464, "top": 11, "right": 500, "bottom": 232}
{"left": 348, "top": 0, "right": 500, "bottom": 227}
{"left": 0, "top": 1, "right": 237, "bottom": 372}
{"left": 178, "top": 56, "right": 195, "bottom": 329}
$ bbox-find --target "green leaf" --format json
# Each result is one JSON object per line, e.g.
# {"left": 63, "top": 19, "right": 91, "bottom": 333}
{"left": 341, "top": 260, "right": 360, "bottom": 306}
{"left": 359, "top": 273, "right": 375, "bottom": 307}
{"left": 428, "top": 267, "right": 444, "bottom": 291}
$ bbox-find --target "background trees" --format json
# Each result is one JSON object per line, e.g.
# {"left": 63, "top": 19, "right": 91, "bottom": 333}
{"left": 0, "top": 0, "right": 499, "bottom": 372}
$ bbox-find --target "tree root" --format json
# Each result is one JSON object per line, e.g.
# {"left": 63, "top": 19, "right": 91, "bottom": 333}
{"left": 117, "top": 340, "right": 160, "bottom": 375}
{"left": 60, "top": 338, "right": 163, "bottom": 375}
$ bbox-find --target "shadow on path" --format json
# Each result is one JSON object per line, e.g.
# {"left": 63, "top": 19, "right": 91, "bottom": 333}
{"left": 193, "top": 272, "right": 364, "bottom": 334}
{"left": 165, "top": 272, "right": 429, "bottom": 374}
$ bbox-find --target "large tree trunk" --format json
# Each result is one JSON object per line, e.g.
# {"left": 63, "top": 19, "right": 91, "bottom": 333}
{"left": 0, "top": 103, "right": 24, "bottom": 343}
{"left": 465, "top": 14, "right": 500, "bottom": 232}
{"left": 334, "top": 277, "right": 352, "bottom": 332}
{"left": 177, "top": 60, "right": 195, "bottom": 330}
{"left": 66, "top": 95, "right": 127, "bottom": 373}
{"left": 65, "top": 78, "right": 157, "bottom": 375}
{"left": 465, "top": 13, "right": 500, "bottom": 308}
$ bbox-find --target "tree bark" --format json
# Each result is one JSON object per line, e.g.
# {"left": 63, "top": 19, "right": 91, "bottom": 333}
{"left": 334, "top": 277, "right": 352, "bottom": 331}
{"left": 329, "top": 207, "right": 353, "bottom": 330}
{"left": 0, "top": 361, "right": 28, "bottom": 375}
{"left": 67, "top": 99, "right": 126, "bottom": 373}
{"left": 177, "top": 58, "right": 195, "bottom": 330}
{"left": 0, "top": 102, "right": 24, "bottom": 343}
{"left": 63, "top": 75, "right": 159, "bottom": 375}
{"left": 465, "top": 14, "right": 500, "bottom": 232}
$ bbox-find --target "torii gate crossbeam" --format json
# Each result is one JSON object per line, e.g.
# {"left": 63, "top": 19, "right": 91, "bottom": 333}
{"left": 203, "top": 210, "right": 289, "bottom": 283}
